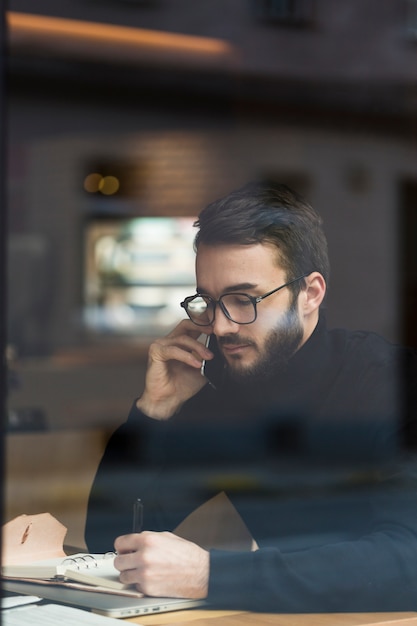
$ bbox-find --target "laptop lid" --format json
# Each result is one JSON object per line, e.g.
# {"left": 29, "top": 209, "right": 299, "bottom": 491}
{"left": 2, "top": 580, "right": 205, "bottom": 618}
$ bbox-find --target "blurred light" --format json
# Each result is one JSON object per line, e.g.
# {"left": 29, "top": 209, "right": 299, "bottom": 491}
{"left": 84, "top": 173, "right": 102, "bottom": 193}
{"left": 7, "top": 12, "right": 238, "bottom": 71}
{"left": 99, "top": 176, "right": 120, "bottom": 195}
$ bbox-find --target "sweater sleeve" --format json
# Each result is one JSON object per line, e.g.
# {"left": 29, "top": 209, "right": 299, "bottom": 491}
{"left": 208, "top": 519, "right": 417, "bottom": 612}
{"left": 84, "top": 384, "right": 220, "bottom": 552}
{"left": 85, "top": 401, "right": 170, "bottom": 552}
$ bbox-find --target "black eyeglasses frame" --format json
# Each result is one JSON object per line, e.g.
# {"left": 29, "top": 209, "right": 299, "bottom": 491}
{"left": 180, "top": 273, "right": 310, "bottom": 327}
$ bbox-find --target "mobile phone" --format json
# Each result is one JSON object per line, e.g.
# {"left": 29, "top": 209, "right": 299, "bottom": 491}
{"left": 200, "top": 334, "right": 224, "bottom": 390}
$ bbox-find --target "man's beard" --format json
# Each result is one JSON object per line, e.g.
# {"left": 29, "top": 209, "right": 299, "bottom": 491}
{"left": 220, "top": 301, "right": 303, "bottom": 386}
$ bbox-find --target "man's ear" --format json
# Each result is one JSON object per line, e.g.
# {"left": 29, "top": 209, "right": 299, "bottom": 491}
{"left": 301, "top": 272, "right": 326, "bottom": 315}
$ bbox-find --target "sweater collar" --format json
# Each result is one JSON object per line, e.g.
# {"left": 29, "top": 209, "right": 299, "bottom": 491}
{"left": 222, "top": 312, "right": 329, "bottom": 402}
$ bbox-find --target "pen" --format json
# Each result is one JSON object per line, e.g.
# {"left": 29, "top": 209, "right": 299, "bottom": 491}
{"left": 132, "top": 498, "right": 143, "bottom": 533}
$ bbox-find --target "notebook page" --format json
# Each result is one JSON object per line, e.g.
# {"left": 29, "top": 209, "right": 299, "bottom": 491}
{"left": 61, "top": 555, "right": 128, "bottom": 591}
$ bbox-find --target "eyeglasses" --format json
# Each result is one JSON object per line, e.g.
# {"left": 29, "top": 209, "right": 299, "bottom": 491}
{"left": 180, "top": 274, "right": 309, "bottom": 326}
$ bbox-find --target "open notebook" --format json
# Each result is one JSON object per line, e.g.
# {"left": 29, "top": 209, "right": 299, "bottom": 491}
{"left": 2, "top": 552, "right": 128, "bottom": 592}
{"left": 1, "top": 513, "right": 205, "bottom": 617}
{"left": 2, "top": 495, "right": 256, "bottom": 617}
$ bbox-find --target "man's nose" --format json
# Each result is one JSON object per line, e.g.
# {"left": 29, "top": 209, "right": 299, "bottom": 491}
{"left": 211, "top": 304, "right": 240, "bottom": 336}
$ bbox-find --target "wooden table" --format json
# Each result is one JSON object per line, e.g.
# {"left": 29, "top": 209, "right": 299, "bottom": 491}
{"left": 125, "top": 610, "right": 417, "bottom": 626}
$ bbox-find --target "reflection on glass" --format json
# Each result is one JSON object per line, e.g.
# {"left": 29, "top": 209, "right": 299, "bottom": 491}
{"left": 84, "top": 217, "right": 196, "bottom": 335}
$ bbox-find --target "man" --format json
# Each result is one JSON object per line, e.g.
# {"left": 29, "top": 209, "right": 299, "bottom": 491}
{"left": 86, "top": 182, "right": 417, "bottom": 612}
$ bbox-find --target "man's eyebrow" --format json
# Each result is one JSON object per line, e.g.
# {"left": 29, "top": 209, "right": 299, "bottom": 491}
{"left": 197, "top": 282, "right": 258, "bottom": 294}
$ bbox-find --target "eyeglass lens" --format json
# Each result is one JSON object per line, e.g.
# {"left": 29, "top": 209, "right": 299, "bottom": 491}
{"left": 186, "top": 294, "right": 256, "bottom": 325}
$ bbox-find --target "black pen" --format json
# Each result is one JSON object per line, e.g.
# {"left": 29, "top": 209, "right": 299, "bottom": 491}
{"left": 132, "top": 498, "right": 143, "bottom": 533}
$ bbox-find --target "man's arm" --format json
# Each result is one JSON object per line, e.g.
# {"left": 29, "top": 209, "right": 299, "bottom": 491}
{"left": 85, "top": 319, "right": 214, "bottom": 551}
{"left": 207, "top": 520, "right": 417, "bottom": 612}
{"left": 113, "top": 515, "right": 417, "bottom": 612}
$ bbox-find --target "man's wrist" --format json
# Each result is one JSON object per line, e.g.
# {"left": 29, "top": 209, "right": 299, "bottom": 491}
{"left": 135, "top": 396, "right": 181, "bottom": 421}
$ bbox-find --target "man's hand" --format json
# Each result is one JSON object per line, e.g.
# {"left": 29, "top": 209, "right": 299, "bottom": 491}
{"left": 114, "top": 531, "right": 209, "bottom": 599}
{"left": 137, "top": 320, "right": 214, "bottom": 420}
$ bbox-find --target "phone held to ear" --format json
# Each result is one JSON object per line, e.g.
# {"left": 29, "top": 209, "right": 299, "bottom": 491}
{"left": 201, "top": 334, "right": 224, "bottom": 390}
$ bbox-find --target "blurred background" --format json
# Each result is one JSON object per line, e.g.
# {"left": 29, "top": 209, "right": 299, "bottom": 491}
{"left": 4, "top": 0, "right": 417, "bottom": 547}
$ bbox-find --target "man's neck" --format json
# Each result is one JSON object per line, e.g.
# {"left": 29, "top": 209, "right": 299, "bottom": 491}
{"left": 298, "top": 310, "right": 320, "bottom": 352}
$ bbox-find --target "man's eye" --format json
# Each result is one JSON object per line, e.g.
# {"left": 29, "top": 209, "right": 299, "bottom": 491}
{"left": 227, "top": 295, "right": 252, "bottom": 306}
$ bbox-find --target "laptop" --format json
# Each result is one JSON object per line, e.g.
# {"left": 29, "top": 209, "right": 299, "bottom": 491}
{"left": 2, "top": 580, "right": 205, "bottom": 618}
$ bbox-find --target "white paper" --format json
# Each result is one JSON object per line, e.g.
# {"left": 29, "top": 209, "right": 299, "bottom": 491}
{"left": 1, "top": 596, "right": 41, "bottom": 609}
{"left": 2, "top": 603, "right": 140, "bottom": 626}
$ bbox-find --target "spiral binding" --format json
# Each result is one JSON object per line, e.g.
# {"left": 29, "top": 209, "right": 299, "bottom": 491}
{"left": 62, "top": 552, "right": 116, "bottom": 570}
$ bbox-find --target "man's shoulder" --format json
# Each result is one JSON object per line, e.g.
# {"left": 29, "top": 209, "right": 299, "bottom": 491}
{"left": 325, "top": 325, "right": 411, "bottom": 367}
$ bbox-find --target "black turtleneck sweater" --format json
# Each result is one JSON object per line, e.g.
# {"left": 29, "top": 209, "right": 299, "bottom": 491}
{"left": 85, "top": 316, "right": 417, "bottom": 612}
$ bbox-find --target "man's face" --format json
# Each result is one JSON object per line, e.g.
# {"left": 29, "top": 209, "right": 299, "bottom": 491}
{"left": 195, "top": 243, "right": 306, "bottom": 383}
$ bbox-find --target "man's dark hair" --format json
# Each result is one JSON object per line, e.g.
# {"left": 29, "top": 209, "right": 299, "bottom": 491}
{"left": 194, "top": 182, "right": 330, "bottom": 296}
